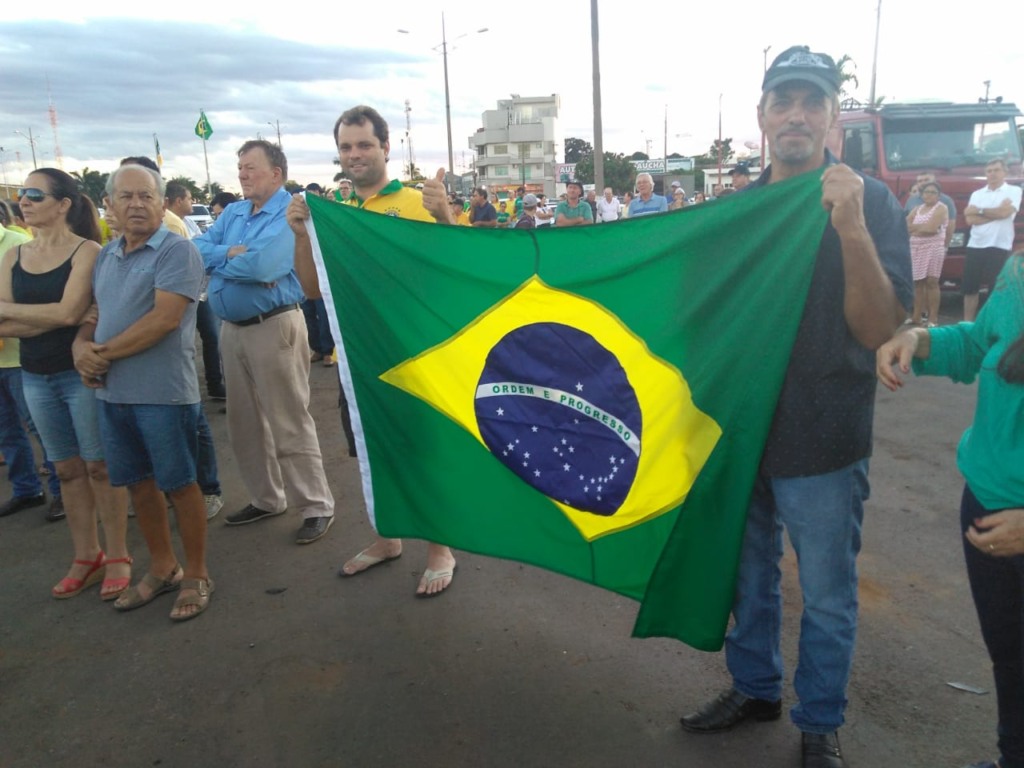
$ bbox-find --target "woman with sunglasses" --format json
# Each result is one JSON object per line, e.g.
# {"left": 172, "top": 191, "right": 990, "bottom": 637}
{"left": 0, "top": 169, "right": 131, "bottom": 600}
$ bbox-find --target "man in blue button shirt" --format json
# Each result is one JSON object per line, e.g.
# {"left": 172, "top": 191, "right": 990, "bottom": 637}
{"left": 627, "top": 173, "right": 668, "bottom": 217}
{"left": 194, "top": 140, "right": 335, "bottom": 545}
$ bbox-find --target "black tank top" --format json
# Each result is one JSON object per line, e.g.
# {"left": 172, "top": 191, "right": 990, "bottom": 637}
{"left": 12, "top": 241, "right": 87, "bottom": 375}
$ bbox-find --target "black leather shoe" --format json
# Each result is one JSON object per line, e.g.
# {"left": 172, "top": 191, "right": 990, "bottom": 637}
{"left": 0, "top": 492, "right": 46, "bottom": 518}
{"left": 295, "top": 515, "right": 334, "bottom": 545}
{"left": 680, "top": 687, "right": 782, "bottom": 733}
{"left": 45, "top": 496, "right": 65, "bottom": 522}
{"left": 802, "top": 731, "right": 847, "bottom": 768}
{"left": 224, "top": 504, "right": 285, "bottom": 526}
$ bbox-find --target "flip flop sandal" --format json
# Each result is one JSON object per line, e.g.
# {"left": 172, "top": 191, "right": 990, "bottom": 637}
{"left": 415, "top": 564, "right": 458, "bottom": 598}
{"left": 114, "top": 566, "right": 183, "bottom": 612}
{"left": 338, "top": 548, "right": 402, "bottom": 577}
{"left": 169, "top": 577, "right": 215, "bottom": 622}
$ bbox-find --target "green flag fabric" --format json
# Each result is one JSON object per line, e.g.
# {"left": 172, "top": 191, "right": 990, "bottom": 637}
{"left": 306, "top": 173, "right": 827, "bottom": 651}
{"left": 194, "top": 110, "right": 213, "bottom": 140}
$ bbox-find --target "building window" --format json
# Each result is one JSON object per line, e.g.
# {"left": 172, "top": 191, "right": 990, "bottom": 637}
{"left": 493, "top": 144, "right": 508, "bottom": 155}
{"left": 493, "top": 166, "right": 508, "bottom": 177}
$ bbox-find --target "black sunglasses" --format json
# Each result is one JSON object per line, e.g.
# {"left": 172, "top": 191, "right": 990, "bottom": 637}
{"left": 17, "top": 188, "right": 54, "bottom": 203}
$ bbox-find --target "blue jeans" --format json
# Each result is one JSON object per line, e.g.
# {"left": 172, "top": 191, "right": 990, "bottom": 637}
{"left": 195, "top": 408, "right": 220, "bottom": 496}
{"left": 301, "top": 298, "right": 334, "bottom": 356}
{"left": 196, "top": 300, "right": 224, "bottom": 395}
{"left": 725, "top": 460, "right": 868, "bottom": 733}
{"left": 961, "top": 484, "right": 1024, "bottom": 768}
{"left": 0, "top": 367, "right": 57, "bottom": 497}
{"left": 97, "top": 402, "right": 199, "bottom": 491}
{"left": 21, "top": 369, "right": 104, "bottom": 463}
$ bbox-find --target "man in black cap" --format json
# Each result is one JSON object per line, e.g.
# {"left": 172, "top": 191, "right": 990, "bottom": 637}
{"left": 554, "top": 179, "right": 593, "bottom": 227}
{"left": 679, "top": 46, "right": 912, "bottom": 768}
{"left": 729, "top": 162, "right": 752, "bottom": 190}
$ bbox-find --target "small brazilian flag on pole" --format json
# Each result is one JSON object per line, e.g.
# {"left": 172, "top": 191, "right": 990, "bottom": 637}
{"left": 304, "top": 173, "right": 827, "bottom": 651}
{"left": 195, "top": 110, "right": 213, "bottom": 140}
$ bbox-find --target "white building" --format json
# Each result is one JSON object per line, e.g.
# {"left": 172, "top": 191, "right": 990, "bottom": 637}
{"left": 468, "top": 94, "right": 561, "bottom": 198}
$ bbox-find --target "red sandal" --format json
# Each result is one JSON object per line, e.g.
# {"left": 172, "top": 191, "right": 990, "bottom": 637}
{"left": 52, "top": 551, "right": 106, "bottom": 599}
{"left": 100, "top": 556, "right": 134, "bottom": 601}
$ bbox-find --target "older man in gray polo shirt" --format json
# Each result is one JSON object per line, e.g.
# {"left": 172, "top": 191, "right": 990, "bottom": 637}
{"left": 73, "top": 164, "right": 212, "bottom": 622}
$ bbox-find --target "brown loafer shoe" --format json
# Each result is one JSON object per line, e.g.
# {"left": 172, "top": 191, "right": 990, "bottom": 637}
{"left": 680, "top": 687, "right": 782, "bottom": 733}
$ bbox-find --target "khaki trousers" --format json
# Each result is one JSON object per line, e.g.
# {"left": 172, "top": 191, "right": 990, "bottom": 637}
{"left": 220, "top": 308, "right": 334, "bottom": 519}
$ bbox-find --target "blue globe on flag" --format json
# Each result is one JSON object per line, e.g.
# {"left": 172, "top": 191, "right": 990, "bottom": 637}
{"left": 474, "top": 322, "right": 642, "bottom": 516}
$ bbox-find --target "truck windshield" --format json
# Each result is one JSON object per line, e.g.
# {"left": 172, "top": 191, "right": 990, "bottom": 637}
{"left": 882, "top": 116, "right": 1022, "bottom": 170}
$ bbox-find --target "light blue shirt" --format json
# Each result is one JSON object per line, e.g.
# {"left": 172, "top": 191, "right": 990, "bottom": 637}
{"left": 628, "top": 194, "right": 668, "bottom": 217}
{"left": 193, "top": 187, "right": 304, "bottom": 322}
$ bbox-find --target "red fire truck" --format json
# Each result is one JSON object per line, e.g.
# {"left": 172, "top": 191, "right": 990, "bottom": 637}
{"left": 830, "top": 101, "right": 1023, "bottom": 288}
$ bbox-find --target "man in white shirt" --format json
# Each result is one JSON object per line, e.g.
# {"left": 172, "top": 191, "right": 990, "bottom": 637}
{"left": 595, "top": 187, "right": 622, "bottom": 223}
{"left": 962, "top": 158, "right": 1022, "bottom": 320}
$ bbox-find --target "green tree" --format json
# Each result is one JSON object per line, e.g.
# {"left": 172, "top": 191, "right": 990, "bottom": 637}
{"left": 71, "top": 167, "right": 109, "bottom": 206}
{"left": 836, "top": 54, "right": 859, "bottom": 100}
{"left": 168, "top": 176, "right": 204, "bottom": 202}
{"left": 574, "top": 151, "right": 636, "bottom": 195}
{"left": 564, "top": 137, "right": 593, "bottom": 163}
{"left": 694, "top": 138, "right": 733, "bottom": 168}
{"left": 629, "top": 151, "right": 649, "bottom": 161}
{"left": 207, "top": 182, "right": 224, "bottom": 202}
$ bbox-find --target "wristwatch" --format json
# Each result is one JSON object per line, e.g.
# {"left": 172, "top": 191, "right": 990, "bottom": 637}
{"left": 979, "top": 208, "right": 986, "bottom": 218}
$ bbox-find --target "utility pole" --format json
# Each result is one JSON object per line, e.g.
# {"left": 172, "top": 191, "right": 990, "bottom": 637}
{"left": 14, "top": 129, "right": 37, "bottom": 170}
{"left": 266, "top": 120, "right": 282, "bottom": 148}
{"left": 590, "top": 0, "right": 604, "bottom": 193}
{"left": 868, "top": 0, "right": 882, "bottom": 107}
{"left": 404, "top": 99, "right": 416, "bottom": 180}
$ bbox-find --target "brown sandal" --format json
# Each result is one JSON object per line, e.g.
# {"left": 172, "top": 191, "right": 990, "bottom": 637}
{"left": 169, "top": 577, "right": 215, "bottom": 622}
{"left": 113, "top": 565, "right": 183, "bottom": 612}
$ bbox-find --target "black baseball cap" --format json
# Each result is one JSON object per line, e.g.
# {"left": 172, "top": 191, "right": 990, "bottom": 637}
{"left": 729, "top": 163, "right": 751, "bottom": 177}
{"left": 565, "top": 179, "right": 583, "bottom": 192}
{"left": 762, "top": 46, "right": 840, "bottom": 96}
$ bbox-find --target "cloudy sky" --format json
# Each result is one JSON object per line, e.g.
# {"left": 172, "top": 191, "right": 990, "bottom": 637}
{"left": 3, "top": 0, "right": 1021, "bottom": 193}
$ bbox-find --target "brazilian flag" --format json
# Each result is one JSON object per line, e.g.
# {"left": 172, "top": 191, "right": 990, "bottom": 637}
{"left": 305, "top": 173, "right": 826, "bottom": 651}
{"left": 194, "top": 110, "right": 213, "bottom": 141}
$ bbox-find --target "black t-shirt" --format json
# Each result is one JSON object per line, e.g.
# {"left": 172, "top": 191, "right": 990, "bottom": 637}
{"left": 749, "top": 157, "right": 913, "bottom": 477}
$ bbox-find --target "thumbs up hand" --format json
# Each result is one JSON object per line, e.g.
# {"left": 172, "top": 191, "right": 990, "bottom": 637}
{"left": 422, "top": 167, "right": 455, "bottom": 225}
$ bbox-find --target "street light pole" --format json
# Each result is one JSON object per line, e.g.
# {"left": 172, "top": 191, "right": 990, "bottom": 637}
{"left": 441, "top": 12, "right": 454, "bottom": 184}
{"left": 761, "top": 46, "right": 771, "bottom": 171}
{"left": 868, "top": 0, "right": 882, "bottom": 107}
{"left": 15, "top": 129, "right": 37, "bottom": 170}
{"left": 267, "top": 120, "right": 282, "bottom": 148}
{"left": 399, "top": 19, "right": 487, "bottom": 192}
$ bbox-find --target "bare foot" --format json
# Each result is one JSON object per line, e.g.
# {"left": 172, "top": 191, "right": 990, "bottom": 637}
{"left": 340, "top": 537, "right": 403, "bottom": 576}
{"left": 416, "top": 544, "right": 456, "bottom": 597}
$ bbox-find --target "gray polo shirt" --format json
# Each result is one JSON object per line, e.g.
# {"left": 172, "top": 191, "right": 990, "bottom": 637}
{"left": 93, "top": 226, "right": 203, "bottom": 405}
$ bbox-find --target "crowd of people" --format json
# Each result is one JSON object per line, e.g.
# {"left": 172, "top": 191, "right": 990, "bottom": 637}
{"left": 0, "top": 42, "right": 1021, "bottom": 768}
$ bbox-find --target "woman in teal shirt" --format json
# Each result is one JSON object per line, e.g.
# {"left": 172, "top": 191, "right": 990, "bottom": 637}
{"left": 878, "top": 253, "right": 1024, "bottom": 768}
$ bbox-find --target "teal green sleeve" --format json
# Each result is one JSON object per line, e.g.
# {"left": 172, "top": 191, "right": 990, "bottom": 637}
{"left": 913, "top": 321, "right": 990, "bottom": 384}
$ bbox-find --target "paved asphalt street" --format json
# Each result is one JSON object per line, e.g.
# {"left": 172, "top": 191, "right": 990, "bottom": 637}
{"left": 0, "top": 308, "right": 1003, "bottom": 768}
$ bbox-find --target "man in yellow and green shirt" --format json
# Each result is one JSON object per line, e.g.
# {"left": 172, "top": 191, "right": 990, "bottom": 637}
{"left": 287, "top": 104, "right": 457, "bottom": 599}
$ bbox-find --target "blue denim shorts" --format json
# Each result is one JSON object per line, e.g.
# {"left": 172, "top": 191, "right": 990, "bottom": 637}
{"left": 97, "top": 401, "right": 200, "bottom": 491}
{"left": 21, "top": 369, "right": 105, "bottom": 463}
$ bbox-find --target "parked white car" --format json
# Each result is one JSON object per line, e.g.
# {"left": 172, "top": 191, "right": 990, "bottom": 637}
{"left": 186, "top": 204, "right": 214, "bottom": 232}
